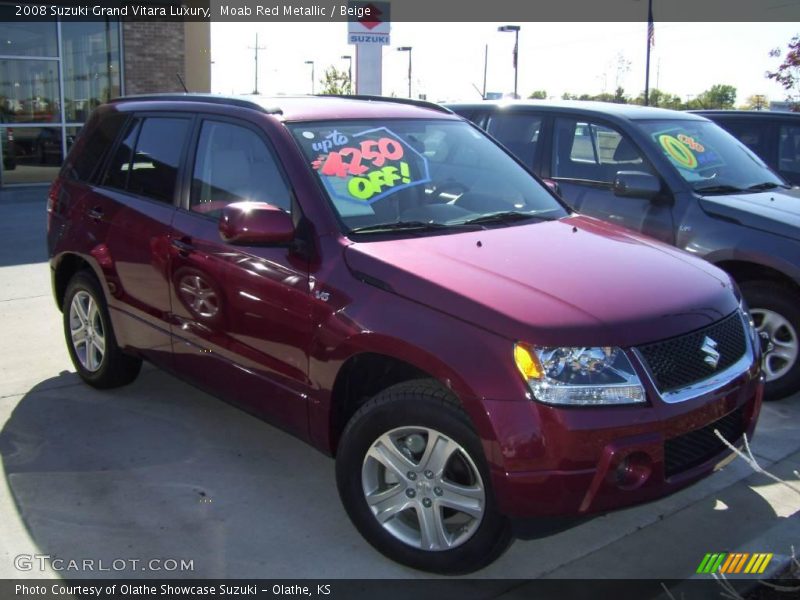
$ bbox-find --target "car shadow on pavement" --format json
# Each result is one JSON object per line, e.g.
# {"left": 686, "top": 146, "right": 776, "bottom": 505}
{"left": 0, "top": 370, "right": 795, "bottom": 580}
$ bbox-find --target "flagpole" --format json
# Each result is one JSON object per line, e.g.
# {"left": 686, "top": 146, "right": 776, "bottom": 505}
{"left": 645, "top": 0, "right": 653, "bottom": 105}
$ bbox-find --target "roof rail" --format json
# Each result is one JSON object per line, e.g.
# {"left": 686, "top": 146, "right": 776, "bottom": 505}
{"left": 110, "top": 93, "right": 283, "bottom": 115}
{"left": 316, "top": 94, "right": 453, "bottom": 114}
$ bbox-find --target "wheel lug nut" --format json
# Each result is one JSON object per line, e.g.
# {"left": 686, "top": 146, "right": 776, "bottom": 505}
{"left": 422, "top": 498, "right": 432, "bottom": 508}
{"left": 434, "top": 487, "right": 443, "bottom": 496}
{"left": 424, "top": 470, "right": 434, "bottom": 479}
{"left": 407, "top": 471, "right": 417, "bottom": 480}
{"left": 405, "top": 489, "right": 416, "bottom": 498}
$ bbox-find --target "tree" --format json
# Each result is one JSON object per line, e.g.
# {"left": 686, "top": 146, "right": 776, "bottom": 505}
{"left": 528, "top": 90, "right": 547, "bottom": 99}
{"left": 319, "top": 66, "right": 352, "bottom": 95}
{"left": 685, "top": 84, "right": 737, "bottom": 109}
{"left": 740, "top": 94, "right": 769, "bottom": 110}
{"left": 767, "top": 34, "right": 800, "bottom": 111}
{"left": 632, "top": 89, "right": 684, "bottom": 109}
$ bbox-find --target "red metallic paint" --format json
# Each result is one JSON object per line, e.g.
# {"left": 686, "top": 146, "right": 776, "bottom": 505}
{"left": 48, "top": 97, "right": 764, "bottom": 524}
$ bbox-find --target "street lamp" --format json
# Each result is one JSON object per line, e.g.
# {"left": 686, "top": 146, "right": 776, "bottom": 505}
{"left": 341, "top": 55, "right": 352, "bottom": 94}
{"left": 304, "top": 60, "right": 315, "bottom": 95}
{"left": 498, "top": 25, "right": 520, "bottom": 99}
{"left": 397, "top": 46, "right": 412, "bottom": 98}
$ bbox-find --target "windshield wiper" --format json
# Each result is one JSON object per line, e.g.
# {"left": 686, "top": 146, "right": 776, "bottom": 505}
{"left": 693, "top": 184, "right": 746, "bottom": 195}
{"left": 460, "top": 211, "right": 552, "bottom": 226}
{"left": 348, "top": 220, "right": 478, "bottom": 235}
{"left": 746, "top": 181, "right": 791, "bottom": 191}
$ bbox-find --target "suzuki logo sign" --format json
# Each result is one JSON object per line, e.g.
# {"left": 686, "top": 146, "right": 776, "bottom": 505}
{"left": 701, "top": 336, "right": 721, "bottom": 369}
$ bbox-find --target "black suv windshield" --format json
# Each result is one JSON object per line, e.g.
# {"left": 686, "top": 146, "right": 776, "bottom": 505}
{"left": 637, "top": 119, "right": 786, "bottom": 194}
{"left": 289, "top": 119, "right": 567, "bottom": 233}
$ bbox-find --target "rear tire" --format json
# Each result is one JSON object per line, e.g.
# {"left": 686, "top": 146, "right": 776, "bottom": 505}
{"left": 63, "top": 271, "right": 142, "bottom": 389}
{"left": 741, "top": 281, "right": 800, "bottom": 400}
{"left": 335, "top": 379, "right": 513, "bottom": 574}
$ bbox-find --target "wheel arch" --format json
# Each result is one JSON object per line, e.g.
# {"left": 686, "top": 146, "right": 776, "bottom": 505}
{"left": 53, "top": 253, "right": 99, "bottom": 311}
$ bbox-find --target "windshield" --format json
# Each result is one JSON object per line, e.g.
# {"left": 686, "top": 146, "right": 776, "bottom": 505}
{"left": 289, "top": 119, "right": 568, "bottom": 234}
{"left": 637, "top": 119, "right": 786, "bottom": 193}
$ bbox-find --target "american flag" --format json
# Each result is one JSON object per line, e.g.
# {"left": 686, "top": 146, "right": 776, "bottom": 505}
{"left": 647, "top": 1, "right": 655, "bottom": 47}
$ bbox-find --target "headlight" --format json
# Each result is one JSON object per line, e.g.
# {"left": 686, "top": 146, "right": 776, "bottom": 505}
{"left": 514, "top": 343, "right": 645, "bottom": 406}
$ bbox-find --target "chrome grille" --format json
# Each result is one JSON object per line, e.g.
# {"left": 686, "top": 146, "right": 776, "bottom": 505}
{"left": 637, "top": 312, "right": 746, "bottom": 394}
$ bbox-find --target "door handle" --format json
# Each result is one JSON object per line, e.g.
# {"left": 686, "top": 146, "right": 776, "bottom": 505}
{"left": 87, "top": 207, "right": 103, "bottom": 221}
{"left": 171, "top": 238, "right": 194, "bottom": 255}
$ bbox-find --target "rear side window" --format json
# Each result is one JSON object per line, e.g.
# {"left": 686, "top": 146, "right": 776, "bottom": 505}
{"left": 553, "top": 118, "right": 652, "bottom": 183}
{"left": 779, "top": 124, "right": 800, "bottom": 176}
{"left": 68, "top": 112, "right": 128, "bottom": 183}
{"left": 103, "top": 118, "right": 140, "bottom": 191}
{"left": 101, "top": 116, "right": 190, "bottom": 204}
{"left": 486, "top": 112, "right": 542, "bottom": 167}
{"left": 719, "top": 120, "right": 770, "bottom": 159}
{"left": 128, "top": 118, "right": 190, "bottom": 203}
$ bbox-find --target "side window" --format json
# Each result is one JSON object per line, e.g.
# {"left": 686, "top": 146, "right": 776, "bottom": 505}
{"left": 553, "top": 118, "right": 652, "bottom": 183}
{"left": 722, "top": 120, "right": 769, "bottom": 158}
{"left": 127, "top": 117, "right": 190, "bottom": 203}
{"left": 102, "top": 117, "right": 140, "bottom": 191}
{"left": 68, "top": 112, "right": 128, "bottom": 183}
{"left": 190, "top": 120, "right": 292, "bottom": 218}
{"left": 779, "top": 124, "right": 800, "bottom": 176}
{"left": 486, "top": 112, "right": 542, "bottom": 167}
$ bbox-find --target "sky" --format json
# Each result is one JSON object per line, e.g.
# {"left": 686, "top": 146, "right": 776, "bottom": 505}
{"left": 210, "top": 22, "right": 799, "bottom": 106}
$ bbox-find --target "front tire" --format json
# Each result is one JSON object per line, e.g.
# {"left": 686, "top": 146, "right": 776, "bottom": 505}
{"left": 741, "top": 281, "right": 800, "bottom": 401}
{"left": 63, "top": 271, "right": 142, "bottom": 389}
{"left": 335, "top": 379, "right": 513, "bottom": 574}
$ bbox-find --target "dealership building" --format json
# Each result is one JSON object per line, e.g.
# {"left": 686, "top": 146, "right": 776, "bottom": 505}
{"left": 0, "top": 18, "right": 210, "bottom": 186}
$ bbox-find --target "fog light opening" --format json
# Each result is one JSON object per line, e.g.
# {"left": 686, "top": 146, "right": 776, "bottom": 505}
{"left": 612, "top": 452, "right": 652, "bottom": 490}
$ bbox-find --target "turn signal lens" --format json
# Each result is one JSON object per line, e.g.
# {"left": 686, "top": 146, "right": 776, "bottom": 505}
{"left": 514, "top": 343, "right": 543, "bottom": 380}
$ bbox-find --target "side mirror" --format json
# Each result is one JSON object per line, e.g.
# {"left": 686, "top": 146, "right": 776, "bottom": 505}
{"left": 219, "top": 201, "right": 294, "bottom": 245}
{"left": 613, "top": 171, "right": 661, "bottom": 200}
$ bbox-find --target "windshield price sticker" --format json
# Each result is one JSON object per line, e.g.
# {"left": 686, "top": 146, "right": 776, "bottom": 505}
{"left": 311, "top": 128, "right": 430, "bottom": 203}
{"left": 654, "top": 129, "right": 724, "bottom": 171}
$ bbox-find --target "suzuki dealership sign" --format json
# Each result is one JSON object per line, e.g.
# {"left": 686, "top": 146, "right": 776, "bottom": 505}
{"left": 347, "top": 1, "right": 391, "bottom": 45}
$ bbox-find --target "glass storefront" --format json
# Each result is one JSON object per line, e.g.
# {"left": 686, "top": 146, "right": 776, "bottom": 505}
{"left": 0, "top": 20, "right": 122, "bottom": 185}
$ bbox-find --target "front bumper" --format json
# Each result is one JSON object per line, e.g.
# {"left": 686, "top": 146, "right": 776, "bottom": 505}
{"left": 484, "top": 342, "right": 763, "bottom": 518}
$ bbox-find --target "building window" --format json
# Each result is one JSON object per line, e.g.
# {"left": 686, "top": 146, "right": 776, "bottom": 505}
{"left": 0, "top": 18, "right": 122, "bottom": 185}
{"left": 0, "top": 22, "right": 58, "bottom": 57}
{"left": 61, "top": 21, "right": 121, "bottom": 123}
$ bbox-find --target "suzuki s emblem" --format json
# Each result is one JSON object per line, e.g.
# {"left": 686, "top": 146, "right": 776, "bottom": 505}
{"left": 701, "top": 336, "right": 721, "bottom": 369}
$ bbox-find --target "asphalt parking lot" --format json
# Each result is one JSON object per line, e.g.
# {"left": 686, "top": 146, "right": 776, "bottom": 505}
{"left": 0, "top": 186, "right": 798, "bottom": 583}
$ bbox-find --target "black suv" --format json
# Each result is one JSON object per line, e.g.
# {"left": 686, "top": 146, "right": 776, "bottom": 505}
{"left": 692, "top": 110, "right": 800, "bottom": 186}
{"left": 448, "top": 100, "right": 800, "bottom": 400}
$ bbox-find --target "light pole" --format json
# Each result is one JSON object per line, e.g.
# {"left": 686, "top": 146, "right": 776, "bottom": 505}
{"left": 341, "top": 55, "right": 352, "bottom": 94}
{"left": 397, "top": 46, "right": 412, "bottom": 98}
{"left": 304, "top": 60, "right": 315, "bottom": 95}
{"left": 498, "top": 25, "right": 520, "bottom": 98}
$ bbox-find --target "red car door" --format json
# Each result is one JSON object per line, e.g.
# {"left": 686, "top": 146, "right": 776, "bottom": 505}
{"left": 93, "top": 114, "right": 192, "bottom": 367}
{"left": 168, "top": 116, "right": 313, "bottom": 438}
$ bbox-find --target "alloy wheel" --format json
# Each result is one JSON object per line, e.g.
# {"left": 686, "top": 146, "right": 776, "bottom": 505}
{"left": 751, "top": 307, "right": 799, "bottom": 382}
{"left": 361, "top": 426, "right": 486, "bottom": 551}
{"left": 69, "top": 290, "right": 106, "bottom": 372}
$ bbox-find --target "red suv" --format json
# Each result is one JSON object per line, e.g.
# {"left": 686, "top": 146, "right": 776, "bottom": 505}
{"left": 48, "top": 95, "right": 763, "bottom": 573}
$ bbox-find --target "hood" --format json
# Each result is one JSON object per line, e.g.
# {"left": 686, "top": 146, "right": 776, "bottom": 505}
{"left": 344, "top": 215, "right": 738, "bottom": 348}
{"left": 699, "top": 190, "right": 800, "bottom": 242}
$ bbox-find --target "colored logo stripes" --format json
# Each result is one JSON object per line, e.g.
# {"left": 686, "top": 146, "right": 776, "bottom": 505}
{"left": 697, "top": 553, "right": 773, "bottom": 574}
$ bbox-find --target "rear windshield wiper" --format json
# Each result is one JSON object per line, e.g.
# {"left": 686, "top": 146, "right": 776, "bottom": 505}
{"left": 460, "top": 211, "right": 552, "bottom": 226}
{"left": 347, "top": 220, "right": 479, "bottom": 235}
{"left": 746, "top": 181, "right": 791, "bottom": 191}
{"left": 693, "top": 184, "right": 746, "bottom": 195}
